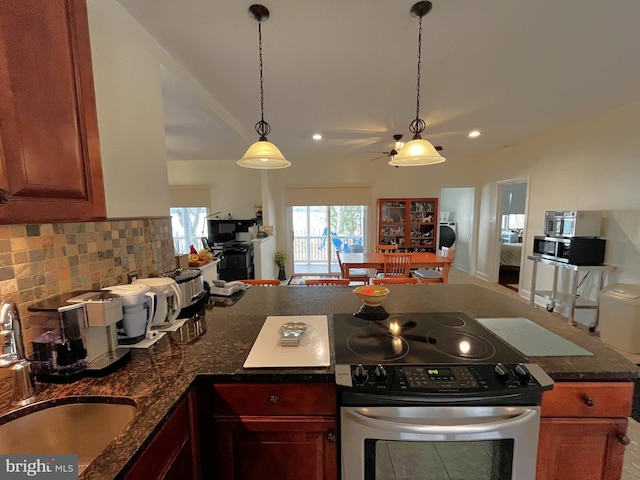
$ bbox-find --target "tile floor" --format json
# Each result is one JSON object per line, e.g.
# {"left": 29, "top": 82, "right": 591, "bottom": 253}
{"left": 622, "top": 418, "right": 640, "bottom": 480}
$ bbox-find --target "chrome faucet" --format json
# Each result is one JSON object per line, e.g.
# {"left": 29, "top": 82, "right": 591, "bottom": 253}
{"left": 1, "top": 301, "right": 35, "bottom": 405}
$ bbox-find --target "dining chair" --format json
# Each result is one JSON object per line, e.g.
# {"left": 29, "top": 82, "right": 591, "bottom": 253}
{"left": 373, "top": 277, "right": 418, "bottom": 285}
{"left": 375, "top": 244, "right": 398, "bottom": 253}
{"left": 304, "top": 279, "right": 351, "bottom": 286}
{"left": 336, "top": 249, "right": 369, "bottom": 285}
{"left": 414, "top": 247, "right": 455, "bottom": 284}
{"left": 378, "top": 253, "right": 413, "bottom": 278}
{"left": 241, "top": 279, "right": 281, "bottom": 286}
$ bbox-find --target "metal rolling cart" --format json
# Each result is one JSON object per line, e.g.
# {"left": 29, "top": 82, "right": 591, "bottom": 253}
{"left": 527, "top": 255, "right": 616, "bottom": 330}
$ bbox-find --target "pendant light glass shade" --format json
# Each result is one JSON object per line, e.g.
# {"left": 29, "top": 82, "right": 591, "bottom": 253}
{"left": 388, "top": 138, "right": 445, "bottom": 166}
{"left": 237, "top": 139, "right": 291, "bottom": 169}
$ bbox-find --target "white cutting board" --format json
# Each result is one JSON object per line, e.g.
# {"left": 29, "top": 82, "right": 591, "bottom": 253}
{"left": 477, "top": 317, "right": 592, "bottom": 356}
{"left": 243, "top": 315, "right": 330, "bottom": 368}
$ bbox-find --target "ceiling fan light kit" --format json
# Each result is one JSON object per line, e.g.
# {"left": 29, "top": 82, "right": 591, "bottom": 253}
{"left": 237, "top": 4, "right": 291, "bottom": 169}
{"left": 390, "top": 0, "right": 446, "bottom": 167}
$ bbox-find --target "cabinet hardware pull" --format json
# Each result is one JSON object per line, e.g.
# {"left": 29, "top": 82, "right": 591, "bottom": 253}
{"left": 327, "top": 432, "right": 337, "bottom": 442}
{"left": 582, "top": 395, "right": 595, "bottom": 407}
{"left": 0, "top": 189, "right": 9, "bottom": 204}
{"left": 269, "top": 395, "right": 279, "bottom": 404}
{"left": 618, "top": 433, "right": 631, "bottom": 446}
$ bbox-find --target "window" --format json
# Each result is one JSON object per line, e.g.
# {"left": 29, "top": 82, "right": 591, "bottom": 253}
{"left": 292, "top": 205, "right": 367, "bottom": 274}
{"left": 170, "top": 207, "right": 208, "bottom": 254}
{"left": 501, "top": 214, "right": 525, "bottom": 230}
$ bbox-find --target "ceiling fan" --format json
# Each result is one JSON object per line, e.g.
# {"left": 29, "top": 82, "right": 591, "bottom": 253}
{"left": 370, "top": 134, "right": 442, "bottom": 161}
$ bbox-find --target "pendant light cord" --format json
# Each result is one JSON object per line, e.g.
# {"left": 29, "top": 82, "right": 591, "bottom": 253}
{"left": 410, "top": 14, "right": 426, "bottom": 138}
{"left": 256, "top": 21, "right": 271, "bottom": 140}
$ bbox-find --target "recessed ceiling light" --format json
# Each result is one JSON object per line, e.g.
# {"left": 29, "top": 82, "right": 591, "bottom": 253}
{"left": 468, "top": 130, "right": 481, "bottom": 138}
{"left": 312, "top": 134, "right": 322, "bottom": 140}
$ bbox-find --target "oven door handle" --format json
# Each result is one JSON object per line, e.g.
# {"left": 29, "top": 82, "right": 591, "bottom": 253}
{"left": 344, "top": 408, "right": 538, "bottom": 435}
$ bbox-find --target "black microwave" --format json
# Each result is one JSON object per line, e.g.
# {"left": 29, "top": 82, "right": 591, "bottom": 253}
{"left": 532, "top": 236, "right": 606, "bottom": 265}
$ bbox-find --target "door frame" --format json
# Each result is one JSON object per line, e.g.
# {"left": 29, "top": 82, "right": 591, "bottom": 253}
{"left": 490, "top": 177, "right": 531, "bottom": 287}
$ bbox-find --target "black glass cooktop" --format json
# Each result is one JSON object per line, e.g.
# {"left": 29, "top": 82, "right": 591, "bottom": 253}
{"left": 332, "top": 312, "right": 527, "bottom": 365}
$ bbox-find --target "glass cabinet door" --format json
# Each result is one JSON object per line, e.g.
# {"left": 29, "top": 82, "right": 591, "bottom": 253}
{"left": 409, "top": 200, "right": 437, "bottom": 250}
{"left": 379, "top": 200, "right": 406, "bottom": 247}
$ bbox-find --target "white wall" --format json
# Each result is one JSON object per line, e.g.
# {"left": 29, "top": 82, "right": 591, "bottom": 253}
{"left": 168, "top": 160, "right": 261, "bottom": 220}
{"left": 87, "top": 0, "right": 171, "bottom": 217}
{"left": 475, "top": 100, "right": 640, "bottom": 318}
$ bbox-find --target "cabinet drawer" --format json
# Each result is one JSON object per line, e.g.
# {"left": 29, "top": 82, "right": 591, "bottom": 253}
{"left": 540, "top": 382, "right": 633, "bottom": 418}
{"left": 214, "top": 383, "right": 336, "bottom": 416}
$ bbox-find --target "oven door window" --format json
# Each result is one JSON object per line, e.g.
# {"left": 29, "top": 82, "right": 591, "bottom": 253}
{"left": 365, "top": 439, "right": 514, "bottom": 480}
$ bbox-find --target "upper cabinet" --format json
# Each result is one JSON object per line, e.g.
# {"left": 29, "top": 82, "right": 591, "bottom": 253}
{"left": 0, "top": 0, "right": 106, "bottom": 224}
{"left": 378, "top": 198, "right": 439, "bottom": 251}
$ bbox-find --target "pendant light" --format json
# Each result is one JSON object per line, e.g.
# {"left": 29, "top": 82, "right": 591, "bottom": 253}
{"left": 237, "top": 4, "right": 290, "bottom": 169}
{"left": 390, "top": 1, "right": 446, "bottom": 167}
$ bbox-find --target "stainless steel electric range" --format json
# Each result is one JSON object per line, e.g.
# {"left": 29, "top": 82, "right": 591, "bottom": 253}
{"left": 332, "top": 311, "right": 554, "bottom": 480}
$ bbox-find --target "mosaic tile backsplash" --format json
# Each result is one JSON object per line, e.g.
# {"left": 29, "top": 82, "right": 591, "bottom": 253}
{"left": 0, "top": 217, "right": 175, "bottom": 344}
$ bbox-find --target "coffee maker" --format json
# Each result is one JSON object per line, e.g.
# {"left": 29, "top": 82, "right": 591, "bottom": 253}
{"left": 30, "top": 291, "right": 131, "bottom": 381}
{"left": 66, "top": 291, "right": 131, "bottom": 371}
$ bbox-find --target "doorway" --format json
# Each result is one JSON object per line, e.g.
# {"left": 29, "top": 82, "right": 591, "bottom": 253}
{"left": 292, "top": 205, "right": 367, "bottom": 275}
{"left": 439, "top": 187, "right": 475, "bottom": 274}
{"left": 496, "top": 181, "right": 528, "bottom": 292}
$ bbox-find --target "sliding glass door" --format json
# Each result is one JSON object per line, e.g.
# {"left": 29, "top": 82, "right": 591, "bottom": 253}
{"left": 292, "top": 205, "right": 367, "bottom": 275}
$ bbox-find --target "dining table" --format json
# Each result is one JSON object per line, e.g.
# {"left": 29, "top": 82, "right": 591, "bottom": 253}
{"left": 340, "top": 251, "right": 453, "bottom": 283}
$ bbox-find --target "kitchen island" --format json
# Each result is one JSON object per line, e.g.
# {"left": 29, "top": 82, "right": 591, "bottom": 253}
{"left": 0, "top": 284, "right": 637, "bottom": 479}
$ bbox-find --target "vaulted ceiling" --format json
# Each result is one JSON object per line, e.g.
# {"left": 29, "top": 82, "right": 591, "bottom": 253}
{"left": 116, "top": 0, "right": 640, "bottom": 164}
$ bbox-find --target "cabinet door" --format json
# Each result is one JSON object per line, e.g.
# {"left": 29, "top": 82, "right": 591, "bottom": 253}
{"left": 124, "top": 393, "right": 201, "bottom": 480}
{"left": 378, "top": 200, "right": 407, "bottom": 247}
{"left": 215, "top": 416, "right": 337, "bottom": 480}
{"left": 536, "top": 418, "right": 628, "bottom": 480}
{"left": 0, "top": 0, "right": 105, "bottom": 223}
{"left": 409, "top": 199, "right": 438, "bottom": 250}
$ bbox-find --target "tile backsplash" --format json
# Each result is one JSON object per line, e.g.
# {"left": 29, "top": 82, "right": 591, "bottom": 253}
{"left": 0, "top": 217, "right": 176, "bottom": 344}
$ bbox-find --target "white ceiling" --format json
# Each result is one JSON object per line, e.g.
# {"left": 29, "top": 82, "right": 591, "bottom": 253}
{"left": 116, "top": 0, "right": 640, "bottom": 164}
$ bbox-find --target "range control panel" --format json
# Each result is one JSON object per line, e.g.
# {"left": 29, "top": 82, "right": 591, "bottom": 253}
{"left": 335, "top": 363, "right": 553, "bottom": 396}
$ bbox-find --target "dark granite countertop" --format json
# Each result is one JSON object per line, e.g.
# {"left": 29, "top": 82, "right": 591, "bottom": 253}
{"left": 0, "top": 284, "right": 637, "bottom": 479}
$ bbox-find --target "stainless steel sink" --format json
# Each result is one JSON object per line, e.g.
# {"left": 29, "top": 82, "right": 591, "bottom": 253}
{"left": 0, "top": 397, "right": 136, "bottom": 471}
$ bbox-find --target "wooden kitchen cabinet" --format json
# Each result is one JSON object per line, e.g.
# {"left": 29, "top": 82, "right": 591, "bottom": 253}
{"left": 536, "top": 382, "right": 633, "bottom": 480}
{"left": 208, "top": 383, "right": 338, "bottom": 480}
{"left": 124, "top": 390, "right": 202, "bottom": 480}
{"left": 0, "top": 0, "right": 106, "bottom": 224}
{"left": 377, "top": 198, "right": 439, "bottom": 251}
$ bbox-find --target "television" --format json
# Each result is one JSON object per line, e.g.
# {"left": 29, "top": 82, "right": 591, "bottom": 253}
{"left": 208, "top": 220, "right": 237, "bottom": 244}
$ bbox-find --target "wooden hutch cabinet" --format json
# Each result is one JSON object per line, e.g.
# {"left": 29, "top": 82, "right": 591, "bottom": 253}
{"left": 377, "top": 198, "right": 439, "bottom": 251}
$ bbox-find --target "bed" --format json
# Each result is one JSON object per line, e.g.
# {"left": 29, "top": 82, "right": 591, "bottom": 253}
{"left": 499, "top": 242, "right": 522, "bottom": 288}
{"left": 500, "top": 242, "right": 523, "bottom": 267}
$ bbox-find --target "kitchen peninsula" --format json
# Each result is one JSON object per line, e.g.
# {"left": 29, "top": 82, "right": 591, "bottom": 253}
{"left": 0, "top": 284, "right": 637, "bottom": 479}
